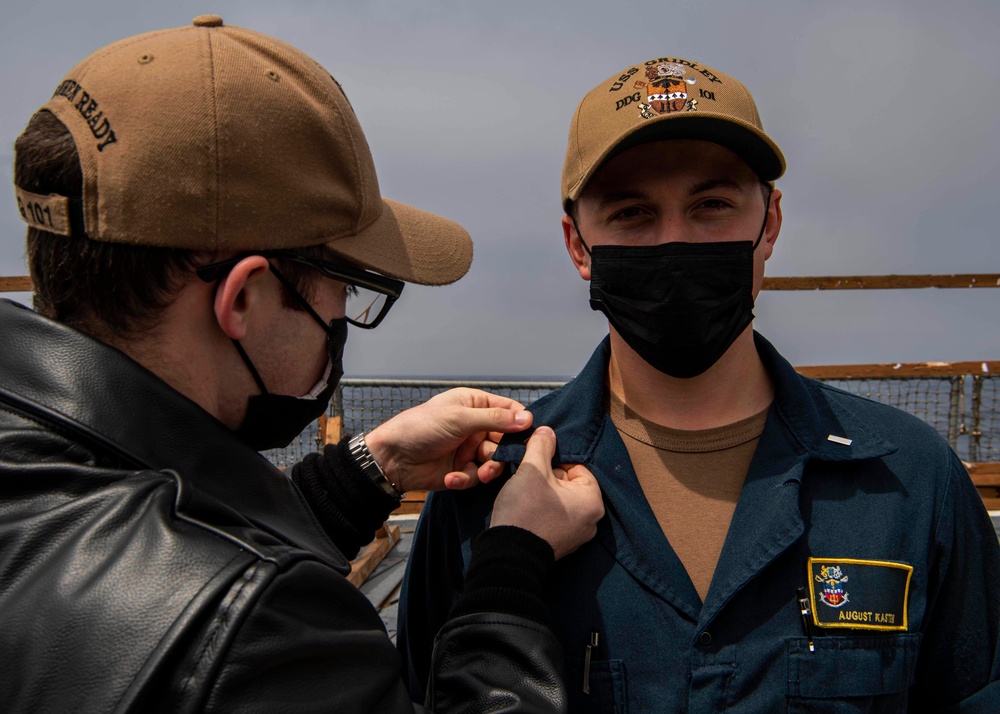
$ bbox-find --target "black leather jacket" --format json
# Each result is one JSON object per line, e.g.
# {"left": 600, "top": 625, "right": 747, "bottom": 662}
{"left": 0, "top": 300, "right": 566, "bottom": 713}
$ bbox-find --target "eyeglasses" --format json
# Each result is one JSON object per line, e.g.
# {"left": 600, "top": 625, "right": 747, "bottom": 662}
{"left": 196, "top": 250, "right": 405, "bottom": 329}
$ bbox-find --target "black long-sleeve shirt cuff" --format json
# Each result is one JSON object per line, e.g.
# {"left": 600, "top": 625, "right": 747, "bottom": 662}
{"left": 294, "top": 443, "right": 555, "bottom": 628}
{"left": 448, "top": 525, "right": 555, "bottom": 627}
{"left": 290, "top": 438, "right": 399, "bottom": 559}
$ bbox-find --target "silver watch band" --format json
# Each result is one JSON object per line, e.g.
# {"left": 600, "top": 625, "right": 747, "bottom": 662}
{"left": 347, "top": 432, "right": 402, "bottom": 500}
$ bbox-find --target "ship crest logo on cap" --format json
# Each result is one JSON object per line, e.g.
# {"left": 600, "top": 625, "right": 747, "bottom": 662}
{"left": 634, "top": 64, "right": 698, "bottom": 119}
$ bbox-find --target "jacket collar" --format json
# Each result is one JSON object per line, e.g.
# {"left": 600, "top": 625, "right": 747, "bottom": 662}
{"left": 495, "top": 331, "right": 897, "bottom": 466}
{"left": 0, "top": 299, "right": 349, "bottom": 572}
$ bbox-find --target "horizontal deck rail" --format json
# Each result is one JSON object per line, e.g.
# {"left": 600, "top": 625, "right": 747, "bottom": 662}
{"left": 762, "top": 274, "right": 1000, "bottom": 290}
{"left": 0, "top": 276, "right": 32, "bottom": 292}
{"left": 5, "top": 274, "right": 1000, "bottom": 294}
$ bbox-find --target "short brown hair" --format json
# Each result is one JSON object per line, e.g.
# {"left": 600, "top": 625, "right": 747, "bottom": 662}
{"left": 15, "top": 111, "right": 319, "bottom": 339}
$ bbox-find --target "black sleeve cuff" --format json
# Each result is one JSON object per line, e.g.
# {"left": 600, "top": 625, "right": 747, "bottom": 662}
{"left": 290, "top": 438, "right": 399, "bottom": 559}
{"left": 447, "top": 525, "right": 555, "bottom": 627}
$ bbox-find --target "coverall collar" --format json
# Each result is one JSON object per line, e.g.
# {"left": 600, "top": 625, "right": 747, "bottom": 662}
{"left": 495, "top": 331, "right": 898, "bottom": 467}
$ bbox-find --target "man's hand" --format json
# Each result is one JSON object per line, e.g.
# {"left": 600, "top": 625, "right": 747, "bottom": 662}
{"left": 490, "top": 426, "right": 604, "bottom": 560}
{"left": 363, "top": 388, "right": 532, "bottom": 494}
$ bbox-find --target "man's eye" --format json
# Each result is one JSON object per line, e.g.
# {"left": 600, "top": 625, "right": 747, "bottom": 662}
{"left": 609, "top": 206, "right": 648, "bottom": 222}
{"left": 697, "top": 199, "right": 731, "bottom": 211}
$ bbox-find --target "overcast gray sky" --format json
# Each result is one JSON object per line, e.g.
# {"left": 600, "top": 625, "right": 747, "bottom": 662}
{"left": 2, "top": 0, "right": 997, "bottom": 376}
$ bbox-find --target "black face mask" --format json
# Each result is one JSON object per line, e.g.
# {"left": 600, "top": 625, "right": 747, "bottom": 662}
{"left": 234, "top": 317, "right": 347, "bottom": 451}
{"left": 232, "top": 261, "right": 350, "bottom": 451}
{"left": 581, "top": 200, "right": 769, "bottom": 379}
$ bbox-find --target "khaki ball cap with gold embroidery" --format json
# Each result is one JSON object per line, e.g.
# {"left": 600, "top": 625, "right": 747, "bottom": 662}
{"left": 20, "top": 15, "right": 471, "bottom": 286}
{"left": 562, "top": 56, "right": 786, "bottom": 210}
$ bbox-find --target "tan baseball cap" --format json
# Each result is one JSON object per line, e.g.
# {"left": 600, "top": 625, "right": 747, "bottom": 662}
{"left": 15, "top": 15, "right": 471, "bottom": 285}
{"left": 562, "top": 56, "right": 785, "bottom": 209}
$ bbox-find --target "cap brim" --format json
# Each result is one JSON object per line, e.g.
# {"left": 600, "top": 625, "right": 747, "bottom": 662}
{"left": 567, "top": 114, "right": 786, "bottom": 206}
{"left": 323, "top": 198, "right": 472, "bottom": 285}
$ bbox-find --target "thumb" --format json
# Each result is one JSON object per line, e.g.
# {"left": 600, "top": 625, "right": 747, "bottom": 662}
{"left": 519, "top": 426, "right": 557, "bottom": 476}
{"left": 562, "top": 463, "right": 593, "bottom": 483}
{"left": 452, "top": 406, "right": 533, "bottom": 437}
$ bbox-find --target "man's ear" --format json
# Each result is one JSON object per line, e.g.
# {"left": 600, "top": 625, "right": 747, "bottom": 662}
{"left": 214, "top": 256, "right": 272, "bottom": 340}
{"left": 562, "top": 214, "right": 591, "bottom": 281}
{"left": 762, "top": 188, "right": 783, "bottom": 261}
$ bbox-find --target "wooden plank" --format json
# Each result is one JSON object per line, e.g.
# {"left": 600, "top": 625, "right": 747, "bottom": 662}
{"left": 316, "top": 414, "right": 328, "bottom": 448}
{"left": 392, "top": 501, "right": 425, "bottom": 516}
{"left": 392, "top": 490, "right": 428, "bottom": 516}
{"left": 323, "top": 415, "right": 342, "bottom": 445}
{"left": 348, "top": 524, "right": 400, "bottom": 587}
{"left": 981, "top": 497, "right": 1000, "bottom": 511}
{"left": 0, "top": 276, "right": 32, "bottom": 292}
{"left": 763, "top": 274, "right": 1000, "bottom": 290}
{"left": 968, "top": 463, "right": 1000, "bottom": 488}
{"left": 796, "top": 361, "right": 998, "bottom": 380}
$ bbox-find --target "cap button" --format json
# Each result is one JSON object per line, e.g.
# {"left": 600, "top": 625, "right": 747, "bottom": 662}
{"left": 192, "top": 15, "right": 224, "bottom": 27}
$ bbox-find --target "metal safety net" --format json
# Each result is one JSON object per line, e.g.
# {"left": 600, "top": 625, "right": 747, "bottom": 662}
{"left": 263, "top": 374, "right": 998, "bottom": 469}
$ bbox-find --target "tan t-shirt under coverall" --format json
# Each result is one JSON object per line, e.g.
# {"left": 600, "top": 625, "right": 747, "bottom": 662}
{"left": 608, "top": 391, "right": 769, "bottom": 602}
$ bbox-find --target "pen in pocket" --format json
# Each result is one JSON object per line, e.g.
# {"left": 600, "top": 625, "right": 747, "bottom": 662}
{"left": 583, "top": 631, "right": 599, "bottom": 693}
{"left": 797, "top": 587, "right": 815, "bottom": 652}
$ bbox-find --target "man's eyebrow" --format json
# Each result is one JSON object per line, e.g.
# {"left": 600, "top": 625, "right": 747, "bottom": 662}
{"left": 689, "top": 178, "right": 744, "bottom": 195}
{"left": 594, "top": 189, "right": 649, "bottom": 209}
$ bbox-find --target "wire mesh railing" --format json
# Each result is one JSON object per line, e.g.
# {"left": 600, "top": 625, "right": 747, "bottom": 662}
{"left": 264, "top": 370, "right": 999, "bottom": 470}
{"left": 259, "top": 379, "right": 567, "bottom": 469}
{"left": 973, "top": 376, "right": 999, "bottom": 463}
{"left": 819, "top": 377, "right": 965, "bottom": 453}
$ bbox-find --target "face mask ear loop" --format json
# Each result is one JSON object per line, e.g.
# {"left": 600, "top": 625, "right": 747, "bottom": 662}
{"left": 232, "top": 339, "right": 269, "bottom": 395}
{"left": 571, "top": 216, "right": 593, "bottom": 256}
{"left": 206, "top": 270, "right": 269, "bottom": 396}
{"left": 752, "top": 188, "right": 773, "bottom": 251}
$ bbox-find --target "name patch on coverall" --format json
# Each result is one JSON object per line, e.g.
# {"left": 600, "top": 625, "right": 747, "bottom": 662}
{"left": 808, "top": 557, "right": 912, "bottom": 631}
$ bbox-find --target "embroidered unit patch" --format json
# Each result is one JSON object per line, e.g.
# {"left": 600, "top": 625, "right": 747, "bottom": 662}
{"left": 808, "top": 557, "right": 912, "bottom": 632}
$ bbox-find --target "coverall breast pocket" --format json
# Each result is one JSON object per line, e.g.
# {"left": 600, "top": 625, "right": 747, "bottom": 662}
{"left": 565, "top": 656, "right": 628, "bottom": 714}
{"left": 786, "top": 634, "right": 921, "bottom": 713}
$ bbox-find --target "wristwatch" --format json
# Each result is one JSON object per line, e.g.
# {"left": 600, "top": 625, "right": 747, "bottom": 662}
{"left": 347, "top": 432, "right": 403, "bottom": 500}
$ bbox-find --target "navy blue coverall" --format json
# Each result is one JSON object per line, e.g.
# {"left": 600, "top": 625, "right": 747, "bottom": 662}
{"left": 399, "top": 333, "right": 1000, "bottom": 712}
